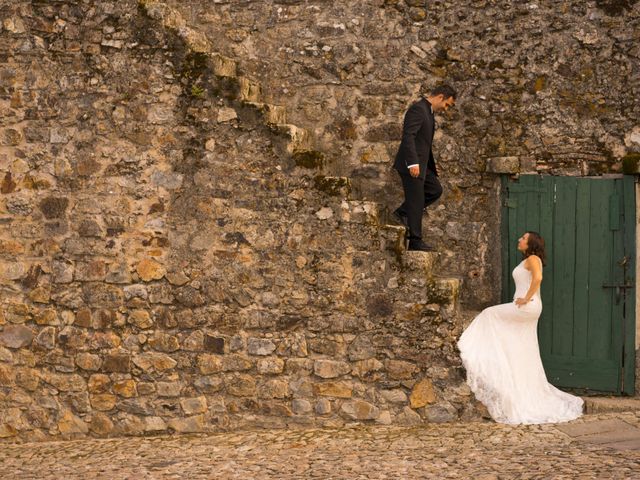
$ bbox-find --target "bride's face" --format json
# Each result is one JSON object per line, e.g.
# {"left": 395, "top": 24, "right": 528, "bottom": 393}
{"left": 517, "top": 233, "right": 529, "bottom": 252}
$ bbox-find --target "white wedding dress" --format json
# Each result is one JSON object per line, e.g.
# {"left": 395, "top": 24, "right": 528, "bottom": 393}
{"left": 458, "top": 259, "right": 584, "bottom": 424}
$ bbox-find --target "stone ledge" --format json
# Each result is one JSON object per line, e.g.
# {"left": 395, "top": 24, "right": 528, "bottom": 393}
{"left": 583, "top": 396, "right": 640, "bottom": 414}
{"left": 485, "top": 156, "right": 520, "bottom": 174}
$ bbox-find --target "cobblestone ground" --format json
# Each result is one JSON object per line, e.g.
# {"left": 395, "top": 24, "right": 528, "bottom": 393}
{"left": 2, "top": 413, "right": 640, "bottom": 480}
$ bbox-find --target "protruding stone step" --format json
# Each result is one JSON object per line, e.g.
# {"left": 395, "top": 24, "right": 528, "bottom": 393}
{"left": 238, "top": 77, "right": 262, "bottom": 103}
{"left": 210, "top": 53, "right": 237, "bottom": 77}
{"left": 141, "top": 1, "right": 211, "bottom": 53}
{"left": 339, "top": 200, "right": 379, "bottom": 224}
{"left": 379, "top": 224, "right": 406, "bottom": 254}
{"left": 244, "top": 102, "right": 287, "bottom": 126}
{"left": 430, "top": 277, "right": 461, "bottom": 311}
{"left": 272, "top": 124, "right": 311, "bottom": 153}
{"left": 292, "top": 150, "right": 325, "bottom": 169}
{"left": 314, "top": 176, "right": 351, "bottom": 198}
{"left": 402, "top": 250, "right": 438, "bottom": 274}
{"left": 582, "top": 397, "right": 640, "bottom": 414}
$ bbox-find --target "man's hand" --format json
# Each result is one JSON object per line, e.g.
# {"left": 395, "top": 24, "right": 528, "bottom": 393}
{"left": 409, "top": 165, "right": 420, "bottom": 178}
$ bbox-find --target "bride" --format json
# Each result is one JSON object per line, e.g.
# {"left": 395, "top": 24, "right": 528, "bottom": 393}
{"left": 458, "top": 231, "right": 584, "bottom": 424}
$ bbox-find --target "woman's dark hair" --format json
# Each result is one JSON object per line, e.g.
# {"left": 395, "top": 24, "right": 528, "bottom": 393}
{"left": 524, "top": 231, "right": 546, "bottom": 266}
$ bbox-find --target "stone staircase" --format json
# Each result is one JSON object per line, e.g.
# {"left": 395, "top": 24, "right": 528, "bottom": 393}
{"left": 138, "top": 0, "right": 463, "bottom": 319}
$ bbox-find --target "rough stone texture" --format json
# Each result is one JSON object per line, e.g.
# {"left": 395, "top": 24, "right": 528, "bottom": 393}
{"left": 0, "top": 0, "right": 637, "bottom": 442}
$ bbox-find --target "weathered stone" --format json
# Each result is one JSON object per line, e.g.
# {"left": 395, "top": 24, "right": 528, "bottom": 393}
{"left": 247, "top": 338, "right": 276, "bottom": 356}
{"left": 360, "top": 143, "right": 390, "bottom": 164}
{"left": 396, "top": 406, "right": 423, "bottom": 426}
{"left": 34, "top": 327, "right": 56, "bottom": 350}
{"left": 133, "top": 352, "right": 177, "bottom": 372}
{"left": 291, "top": 399, "right": 312, "bottom": 414}
{"left": 183, "top": 331, "right": 205, "bottom": 351}
{"left": 204, "top": 335, "right": 225, "bottom": 353}
{"left": 315, "top": 398, "right": 332, "bottom": 415}
{"left": 313, "top": 381, "right": 353, "bottom": 398}
{"left": 113, "top": 379, "right": 137, "bottom": 398}
{"left": 352, "top": 358, "right": 384, "bottom": 379}
{"left": 180, "top": 396, "right": 208, "bottom": 415}
{"left": 76, "top": 353, "right": 102, "bottom": 371}
{"left": 28, "top": 287, "right": 51, "bottom": 304}
{"left": 167, "top": 415, "right": 205, "bottom": 433}
{"left": 197, "top": 354, "right": 223, "bottom": 374}
{"left": 257, "top": 357, "right": 285, "bottom": 375}
{"left": 128, "top": 310, "right": 153, "bottom": 329}
{"left": 58, "top": 410, "right": 89, "bottom": 435}
{"left": 194, "top": 376, "right": 224, "bottom": 393}
{"left": 347, "top": 335, "right": 376, "bottom": 361}
{"left": 90, "top": 393, "right": 117, "bottom": 411}
{"left": 410, "top": 378, "right": 437, "bottom": 408}
{"left": 0, "top": 364, "right": 15, "bottom": 385}
{"left": 222, "top": 354, "right": 253, "bottom": 372}
{"left": 42, "top": 372, "right": 85, "bottom": 392}
{"left": 0, "top": 423, "right": 18, "bottom": 438}
{"left": 136, "top": 259, "right": 165, "bottom": 282}
{"left": 35, "top": 309, "right": 59, "bottom": 326}
{"left": 258, "top": 379, "right": 289, "bottom": 399}
{"left": 39, "top": 197, "right": 68, "bottom": 219}
{"left": 88, "top": 374, "right": 110, "bottom": 394}
{"left": 340, "top": 400, "right": 380, "bottom": 420}
{"left": 227, "top": 374, "right": 257, "bottom": 397}
{"left": 0, "top": 325, "right": 34, "bottom": 349}
{"left": 89, "top": 413, "right": 114, "bottom": 435}
{"left": 156, "top": 381, "right": 184, "bottom": 397}
{"left": 425, "top": 402, "right": 457, "bottom": 423}
{"left": 103, "top": 354, "right": 131, "bottom": 373}
{"left": 313, "top": 359, "right": 351, "bottom": 379}
{"left": 381, "top": 389, "right": 408, "bottom": 404}
{"left": 486, "top": 156, "right": 520, "bottom": 174}
{"left": 143, "top": 416, "right": 167, "bottom": 432}
{"left": 148, "top": 331, "right": 180, "bottom": 352}
{"left": 385, "top": 360, "right": 419, "bottom": 380}
{"left": 217, "top": 107, "right": 237, "bottom": 123}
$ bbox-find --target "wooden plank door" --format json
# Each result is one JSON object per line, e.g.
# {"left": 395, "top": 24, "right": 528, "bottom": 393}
{"left": 501, "top": 175, "right": 636, "bottom": 394}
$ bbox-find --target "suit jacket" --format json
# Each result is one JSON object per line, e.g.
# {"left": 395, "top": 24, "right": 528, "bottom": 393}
{"left": 393, "top": 98, "right": 437, "bottom": 179}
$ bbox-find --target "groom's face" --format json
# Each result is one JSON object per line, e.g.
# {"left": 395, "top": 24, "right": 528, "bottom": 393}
{"left": 432, "top": 94, "right": 455, "bottom": 112}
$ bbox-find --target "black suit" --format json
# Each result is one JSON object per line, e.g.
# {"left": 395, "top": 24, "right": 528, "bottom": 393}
{"left": 393, "top": 97, "right": 442, "bottom": 242}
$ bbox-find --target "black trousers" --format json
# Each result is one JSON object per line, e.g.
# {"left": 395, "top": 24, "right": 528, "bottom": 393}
{"left": 396, "top": 170, "right": 442, "bottom": 240}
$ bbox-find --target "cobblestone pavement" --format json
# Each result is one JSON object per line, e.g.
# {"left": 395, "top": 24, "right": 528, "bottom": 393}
{"left": 3, "top": 413, "right": 640, "bottom": 480}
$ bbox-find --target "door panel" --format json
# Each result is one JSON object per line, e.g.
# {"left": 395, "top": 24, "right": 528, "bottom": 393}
{"left": 501, "top": 175, "right": 635, "bottom": 394}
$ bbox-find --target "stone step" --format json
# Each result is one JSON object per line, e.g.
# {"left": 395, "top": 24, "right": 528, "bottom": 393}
{"left": 238, "top": 77, "right": 262, "bottom": 103}
{"left": 313, "top": 176, "right": 351, "bottom": 198}
{"left": 243, "top": 101, "right": 287, "bottom": 125}
{"left": 141, "top": 1, "right": 211, "bottom": 54}
{"left": 378, "top": 224, "right": 406, "bottom": 254}
{"left": 402, "top": 250, "right": 438, "bottom": 274}
{"left": 210, "top": 52, "right": 237, "bottom": 78}
{"left": 272, "top": 124, "right": 312, "bottom": 153}
{"left": 339, "top": 200, "right": 379, "bottom": 224}
{"left": 431, "top": 276, "right": 461, "bottom": 310}
{"left": 582, "top": 397, "right": 640, "bottom": 414}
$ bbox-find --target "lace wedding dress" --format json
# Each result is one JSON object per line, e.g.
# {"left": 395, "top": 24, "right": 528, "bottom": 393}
{"left": 458, "top": 259, "right": 584, "bottom": 424}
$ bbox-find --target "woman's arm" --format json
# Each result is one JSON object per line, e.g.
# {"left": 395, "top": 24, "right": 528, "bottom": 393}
{"left": 515, "top": 255, "right": 543, "bottom": 307}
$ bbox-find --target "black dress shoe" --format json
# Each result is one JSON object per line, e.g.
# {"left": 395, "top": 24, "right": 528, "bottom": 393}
{"left": 392, "top": 209, "right": 409, "bottom": 227}
{"left": 407, "top": 240, "right": 436, "bottom": 252}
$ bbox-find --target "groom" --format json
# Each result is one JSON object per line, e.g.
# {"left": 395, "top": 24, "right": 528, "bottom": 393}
{"left": 393, "top": 84, "right": 456, "bottom": 251}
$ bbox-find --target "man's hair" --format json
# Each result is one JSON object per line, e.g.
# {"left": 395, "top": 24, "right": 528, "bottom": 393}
{"left": 430, "top": 84, "right": 457, "bottom": 100}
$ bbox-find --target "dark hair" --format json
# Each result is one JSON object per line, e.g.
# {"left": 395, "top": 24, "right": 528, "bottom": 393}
{"left": 524, "top": 231, "right": 546, "bottom": 266}
{"left": 430, "top": 84, "right": 457, "bottom": 100}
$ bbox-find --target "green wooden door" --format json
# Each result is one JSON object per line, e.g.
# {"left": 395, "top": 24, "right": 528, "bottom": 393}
{"left": 501, "top": 175, "right": 636, "bottom": 395}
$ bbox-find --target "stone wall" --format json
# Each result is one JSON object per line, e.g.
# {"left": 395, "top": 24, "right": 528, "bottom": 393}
{"left": 0, "top": 0, "right": 467, "bottom": 442}
{"left": 0, "top": 0, "right": 638, "bottom": 442}
{"left": 167, "top": 0, "right": 640, "bottom": 306}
